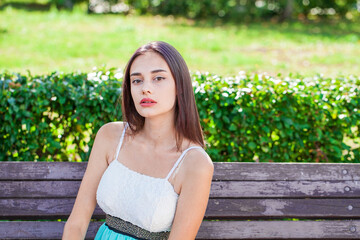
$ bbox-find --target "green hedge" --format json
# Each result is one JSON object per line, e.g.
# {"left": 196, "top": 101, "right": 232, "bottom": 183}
{"left": 0, "top": 69, "right": 122, "bottom": 162}
{"left": 1, "top": 69, "right": 359, "bottom": 163}
{"left": 194, "top": 72, "right": 360, "bottom": 163}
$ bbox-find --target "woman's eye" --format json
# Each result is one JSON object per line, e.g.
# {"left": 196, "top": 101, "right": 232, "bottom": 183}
{"left": 154, "top": 76, "right": 165, "bottom": 81}
{"left": 132, "top": 79, "right": 141, "bottom": 84}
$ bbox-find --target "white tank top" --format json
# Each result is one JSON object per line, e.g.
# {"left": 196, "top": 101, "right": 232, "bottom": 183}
{"left": 96, "top": 123, "right": 206, "bottom": 232}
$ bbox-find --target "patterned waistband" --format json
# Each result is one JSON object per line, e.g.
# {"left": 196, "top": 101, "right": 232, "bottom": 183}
{"left": 105, "top": 214, "right": 170, "bottom": 240}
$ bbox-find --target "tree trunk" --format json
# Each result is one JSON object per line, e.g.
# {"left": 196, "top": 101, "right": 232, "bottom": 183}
{"left": 281, "top": 0, "right": 294, "bottom": 21}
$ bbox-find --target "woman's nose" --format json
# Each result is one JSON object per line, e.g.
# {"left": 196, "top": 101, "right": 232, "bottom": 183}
{"left": 141, "top": 80, "right": 152, "bottom": 94}
{"left": 142, "top": 88, "right": 151, "bottom": 94}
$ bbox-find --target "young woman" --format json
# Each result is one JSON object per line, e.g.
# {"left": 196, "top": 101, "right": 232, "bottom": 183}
{"left": 62, "top": 41, "right": 214, "bottom": 240}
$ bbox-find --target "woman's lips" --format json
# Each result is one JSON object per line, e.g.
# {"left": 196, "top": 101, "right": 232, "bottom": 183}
{"left": 140, "top": 98, "right": 156, "bottom": 103}
{"left": 140, "top": 98, "right": 157, "bottom": 107}
{"left": 140, "top": 102, "right": 156, "bottom": 107}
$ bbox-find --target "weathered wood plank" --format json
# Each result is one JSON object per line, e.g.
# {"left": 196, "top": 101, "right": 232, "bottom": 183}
{"left": 212, "top": 162, "right": 360, "bottom": 181}
{"left": 1, "top": 181, "right": 81, "bottom": 198}
{"left": 1, "top": 220, "right": 359, "bottom": 239}
{"left": 1, "top": 162, "right": 359, "bottom": 181}
{"left": 0, "top": 180, "right": 81, "bottom": 198}
{"left": 0, "top": 221, "right": 102, "bottom": 239}
{"left": 210, "top": 180, "right": 360, "bottom": 198}
{"left": 0, "top": 162, "right": 86, "bottom": 180}
{"left": 1, "top": 198, "right": 359, "bottom": 219}
{"left": 0, "top": 199, "right": 103, "bottom": 219}
{"left": 2, "top": 180, "right": 359, "bottom": 198}
{"left": 196, "top": 220, "right": 360, "bottom": 239}
{"left": 205, "top": 198, "right": 360, "bottom": 219}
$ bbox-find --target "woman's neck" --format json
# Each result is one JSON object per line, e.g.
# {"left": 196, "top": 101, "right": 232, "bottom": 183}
{"left": 140, "top": 117, "right": 178, "bottom": 151}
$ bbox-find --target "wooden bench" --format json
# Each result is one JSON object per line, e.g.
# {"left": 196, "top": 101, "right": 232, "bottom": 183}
{"left": 1, "top": 162, "right": 359, "bottom": 239}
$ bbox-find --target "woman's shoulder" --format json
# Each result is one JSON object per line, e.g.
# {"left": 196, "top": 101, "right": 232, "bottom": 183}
{"left": 176, "top": 146, "right": 213, "bottom": 195}
{"left": 97, "top": 121, "right": 126, "bottom": 138}
{"left": 95, "top": 121, "right": 127, "bottom": 163}
{"left": 182, "top": 146, "right": 214, "bottom": 176}
{"left": 95, "top": 121, "right": 127, "bottom": 149}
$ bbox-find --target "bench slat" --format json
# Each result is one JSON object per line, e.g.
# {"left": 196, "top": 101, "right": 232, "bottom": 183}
{"left": 205, "top": 198, "right": 360, "bottom": 219}
{"left": 1, "top": 181, "right": 80, "bottom": 198}
{"left": 1, "top": 162, "right": 359, "bottom": 181}
{"left": 0, "top": 221, "right": 101, "bottom": 239}
{"left": 2, "top": 180, "right": 359, "bottom": 198}
{"left": 1, "top": 220, "right": 359, "bottom": 239}
{"left": 210, "top": 180, "right": 360, "bottom": 198}
{"left": 1, "top": 198, "right": 359, "bottom": 219}
{"left": 0, "top": 162, "right": 86, "bottom": 180}
{"left": 213, "top": 162, "right": 360, "bottom": 181}
{"left": 0, "top": 199, "right": 104, "bottom": 219}
{"left": 197, "top": 220, "right": 360, "bottom": 239}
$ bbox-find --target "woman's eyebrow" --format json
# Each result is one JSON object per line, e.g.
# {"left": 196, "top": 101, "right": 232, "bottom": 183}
{"left": 130, "top": 72, "right": 141, "bottom": 77}
{"left": 130, "top": 69, "right": 167, "bottom": 77}
{"left": 151, "top": 69, "right": 167, "bottom": 74}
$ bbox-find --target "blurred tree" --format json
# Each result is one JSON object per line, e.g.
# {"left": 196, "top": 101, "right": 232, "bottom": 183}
{"left": 281, "top": 0, "right": 294, "bottom": 21}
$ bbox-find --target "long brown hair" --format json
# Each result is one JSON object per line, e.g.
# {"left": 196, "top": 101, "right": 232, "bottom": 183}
{"left": 121, "top": 41, "right": 204, "bottom": 151}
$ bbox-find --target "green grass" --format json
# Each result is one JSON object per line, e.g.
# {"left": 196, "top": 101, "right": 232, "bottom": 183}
{"left": 0, "top": 5, "right": 360, "bottom": 77}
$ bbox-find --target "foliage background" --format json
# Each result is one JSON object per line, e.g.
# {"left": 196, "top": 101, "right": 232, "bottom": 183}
{"left": 2, "top": 69, "right": 359, "bottom": 163}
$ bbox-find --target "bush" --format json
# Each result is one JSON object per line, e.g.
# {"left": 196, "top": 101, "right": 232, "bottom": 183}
{"left": 193, "top": 72, "right": 360, "bottom": 163}
{"left": 1, "top": 69, "right": 359, "bottom": 162}
{"left": 0, "top": 69, "right": 122, "bottom": 162}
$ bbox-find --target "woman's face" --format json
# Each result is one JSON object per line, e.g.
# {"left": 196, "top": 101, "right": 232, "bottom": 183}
{"left": 129, "top": 51, "right": 177, "bottom": 119}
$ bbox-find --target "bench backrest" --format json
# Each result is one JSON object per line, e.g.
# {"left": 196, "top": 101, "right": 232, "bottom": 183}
{"left": 1, "top": 162, "right": 360, "bottom": 239}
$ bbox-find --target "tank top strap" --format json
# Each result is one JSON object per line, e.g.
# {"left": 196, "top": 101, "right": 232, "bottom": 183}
{"left": 165, "top": 146, "right": 204, "bottom": 180}
{"left": 115, "top": 122, "right": 128, "bottom": 161}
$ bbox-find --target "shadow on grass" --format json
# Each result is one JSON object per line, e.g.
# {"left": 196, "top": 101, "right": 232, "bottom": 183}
{"left": 0, "top": 28, "right": 8, "bottom": 35}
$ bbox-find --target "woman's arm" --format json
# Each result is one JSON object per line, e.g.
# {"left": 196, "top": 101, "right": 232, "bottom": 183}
{"left": 168, "top": 149, "right": 214, "bottom": 240}
{"left": 62, "top": 122, "right": 122, "bottom": 239}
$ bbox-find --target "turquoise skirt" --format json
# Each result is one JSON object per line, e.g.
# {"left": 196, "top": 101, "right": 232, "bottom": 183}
{"left": 95, "top": 222, "right": 137, "bottom": 240}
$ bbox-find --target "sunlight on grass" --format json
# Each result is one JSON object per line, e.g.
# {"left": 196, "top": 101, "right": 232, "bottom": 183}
{"left": 0, "top": 7, "right": 359, "bottom": 77}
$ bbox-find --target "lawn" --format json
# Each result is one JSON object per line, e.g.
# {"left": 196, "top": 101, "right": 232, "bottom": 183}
{"left": 0, "top": 5, "right": 359, "bottom": 77}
